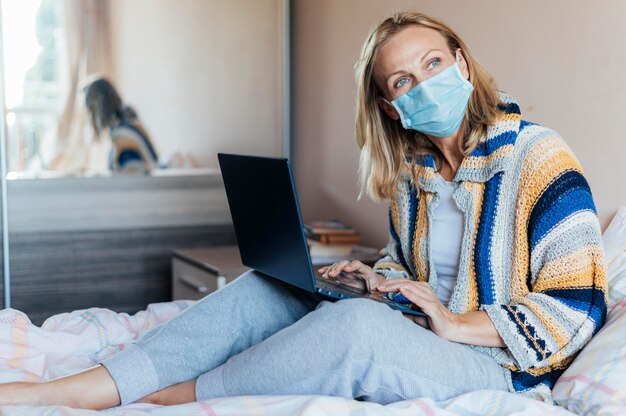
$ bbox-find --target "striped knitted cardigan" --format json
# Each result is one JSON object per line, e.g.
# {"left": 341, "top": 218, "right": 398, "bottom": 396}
{"left": 373, "top": 92, "right": 608, "bottom": 402}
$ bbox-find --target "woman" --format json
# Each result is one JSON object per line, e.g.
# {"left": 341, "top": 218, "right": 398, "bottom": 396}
{"left": 1, "top": 12, "right": 606, "bottom": 409}
{"left": 84, "top": 77, "right": 159, "bottom": 173}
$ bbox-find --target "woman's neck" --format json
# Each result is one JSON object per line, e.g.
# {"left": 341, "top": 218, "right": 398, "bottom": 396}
{"left": 427, "top": 132, "right": 465, "bottom": 181}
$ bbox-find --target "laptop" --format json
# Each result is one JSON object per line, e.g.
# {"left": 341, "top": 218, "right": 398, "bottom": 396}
{"left": 217, "top": 152, "right": 425, "bottom": 316}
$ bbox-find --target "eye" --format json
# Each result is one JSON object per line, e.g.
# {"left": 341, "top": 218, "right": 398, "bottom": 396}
{"left": 394, "top": 77, "right": 410, "bottom": 89}
{"left": 427, "top": 58, "right": 441, "bottom": 71}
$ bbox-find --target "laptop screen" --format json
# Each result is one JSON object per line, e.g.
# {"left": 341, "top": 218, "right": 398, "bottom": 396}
{"left": 217, "top": 153, "right": 317, "bottom": 292}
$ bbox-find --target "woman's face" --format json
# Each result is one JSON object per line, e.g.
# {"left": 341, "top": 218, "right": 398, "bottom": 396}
{"left": 374, "top": 25, "right": 470, "bottom": 120}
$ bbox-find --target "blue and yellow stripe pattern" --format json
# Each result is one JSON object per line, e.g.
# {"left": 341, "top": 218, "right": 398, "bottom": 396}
{"left": 373, "top": 92, "right": 608, "bottom": 401}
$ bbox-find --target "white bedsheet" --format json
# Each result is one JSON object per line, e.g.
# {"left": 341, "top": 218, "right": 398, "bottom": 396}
{"left": 0, "top": 301, "right": 577, "bottom": 416}
{"left": 5, "top": 207, "right": 626, "bottom": 415}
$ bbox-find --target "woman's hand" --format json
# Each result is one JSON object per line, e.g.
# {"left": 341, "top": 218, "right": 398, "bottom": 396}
{"left": 318, "top": 260, "right": 385, "bottom": 293}
{"left": 375, "top": 278, "right": 459, "bottom": 339}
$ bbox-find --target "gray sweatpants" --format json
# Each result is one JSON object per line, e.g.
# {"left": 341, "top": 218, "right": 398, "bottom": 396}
{"left": 100, "top": 271, "right": 510, "bottom": 405}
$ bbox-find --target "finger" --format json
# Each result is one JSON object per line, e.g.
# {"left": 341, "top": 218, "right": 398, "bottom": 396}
{"left": 319, "top": 265, "right": 332, "bottom": 279}
{"left": 400, "top": 284, "right": 440, "bottom": 304}
{"left": 414, "top": 281, "right": 433, "bottom": 290}
{"left": 375, "top": 277, "right": 407, "bottom": 287}
{"left": 342, "top": 260, "right": 363, "bottom": 272}
{"left": 375, "top": 280, "right": 412, "bottom": 292}
{"left": 372, "top": 277, "right": 397, "bottom": 291}
{"left": 376, "top": 277, "right": 414, "bottom": 287}
{"left": 377, "top": 279, "right": 431, "bottom": 293}
{"left": 327, "top": 260, "right": 351, "bottom": 277}
{"left": 398, "top": 285, "right": 433, "bottom": 304}
{"left": 321, "top": 262, "right": 340, "bottom": 278}
{"left": 398, "top": 285, "right": 442, "bottom": 315}
{"left": 376, "top": 280, "right": 435, "bottom": 307}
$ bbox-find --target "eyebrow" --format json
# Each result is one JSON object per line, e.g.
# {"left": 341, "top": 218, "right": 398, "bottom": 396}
{"left": 385, "top": 48, "right": 442, "bottom": 82}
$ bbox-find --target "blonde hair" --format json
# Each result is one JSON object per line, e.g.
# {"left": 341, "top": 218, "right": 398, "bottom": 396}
{"left": 355, "top": 12, "right": 500, "bottom": 201}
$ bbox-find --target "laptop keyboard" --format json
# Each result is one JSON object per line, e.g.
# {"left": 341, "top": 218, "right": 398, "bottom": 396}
{"left": 315, "top": 277, "right": 368, "bottom": 297}
{"left": 314, "top": 276, "right": 424, "bottom": 315}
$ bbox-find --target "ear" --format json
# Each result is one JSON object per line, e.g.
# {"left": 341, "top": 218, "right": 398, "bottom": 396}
{"left": 455, "top": 48, "right": 470, "bottom": 80}
{"left": 377, "top": 96, "right": 400, "bottom": 121}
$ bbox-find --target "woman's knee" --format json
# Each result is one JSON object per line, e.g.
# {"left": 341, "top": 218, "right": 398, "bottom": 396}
{"left": 316, "top": 298, "right": 394, "bottom": 344}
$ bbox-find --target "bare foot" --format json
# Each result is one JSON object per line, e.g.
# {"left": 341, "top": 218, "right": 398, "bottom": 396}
{"left": 137, "top": 380, "right": 197, "bottom": 406}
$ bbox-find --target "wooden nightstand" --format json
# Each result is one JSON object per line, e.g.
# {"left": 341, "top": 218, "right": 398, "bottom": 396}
{"left": 172, "top": 246, "right": 249, "bottom": 301}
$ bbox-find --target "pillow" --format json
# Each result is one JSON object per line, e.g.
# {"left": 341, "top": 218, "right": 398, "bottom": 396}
{"left": 605, "top": 206, "right": 626, "bottom": 307}
{"left": 552, "top": 206, "right": 626, "bottom": 415}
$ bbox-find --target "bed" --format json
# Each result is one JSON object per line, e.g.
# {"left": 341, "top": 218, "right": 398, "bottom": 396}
{"left": 1, "top": 207, "right": 625, "bottom": 416}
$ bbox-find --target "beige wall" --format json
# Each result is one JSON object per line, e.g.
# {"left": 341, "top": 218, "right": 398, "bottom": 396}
{"left": 109, "top": 0, "right": 283, "bottom": 167}
{"left": 293, "top": 0, "right": 626, "bottom": 248}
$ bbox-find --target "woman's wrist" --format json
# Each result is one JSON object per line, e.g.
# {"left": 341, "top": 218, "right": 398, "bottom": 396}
{"left": 442, "top": 311, "right": 506, "bottom": 347}
{"left": 430, "top": 309, "right": 461, "bottom": 341}
{"left": 444, "top": 312, "right": 468, "bottom": 343}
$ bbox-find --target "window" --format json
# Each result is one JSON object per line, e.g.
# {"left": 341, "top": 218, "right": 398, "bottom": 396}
{"left": 1, "top": 0, "right": 64, "bottom": 175}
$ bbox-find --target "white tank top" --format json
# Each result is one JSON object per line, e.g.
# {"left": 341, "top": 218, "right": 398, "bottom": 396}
{"left": 431, "top": 173, "right": 463, "bottom": 307}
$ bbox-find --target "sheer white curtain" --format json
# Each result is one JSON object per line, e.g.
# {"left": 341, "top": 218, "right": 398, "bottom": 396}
{"left": 42, "top": 0, "right": 114, "bottom": 175}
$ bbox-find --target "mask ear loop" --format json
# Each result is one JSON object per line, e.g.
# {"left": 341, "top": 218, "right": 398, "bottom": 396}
{"left": 455, "top": 49, "right": 471, "bottom": 82}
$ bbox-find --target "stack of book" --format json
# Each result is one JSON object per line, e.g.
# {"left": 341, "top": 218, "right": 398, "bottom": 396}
{"left": 304, "top": 219, "right": 361, "bottom": 258}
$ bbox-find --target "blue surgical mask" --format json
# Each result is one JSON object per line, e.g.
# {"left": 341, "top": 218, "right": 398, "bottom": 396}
{"left": 391, "top": 61, "right": 473, "bottom": 137}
